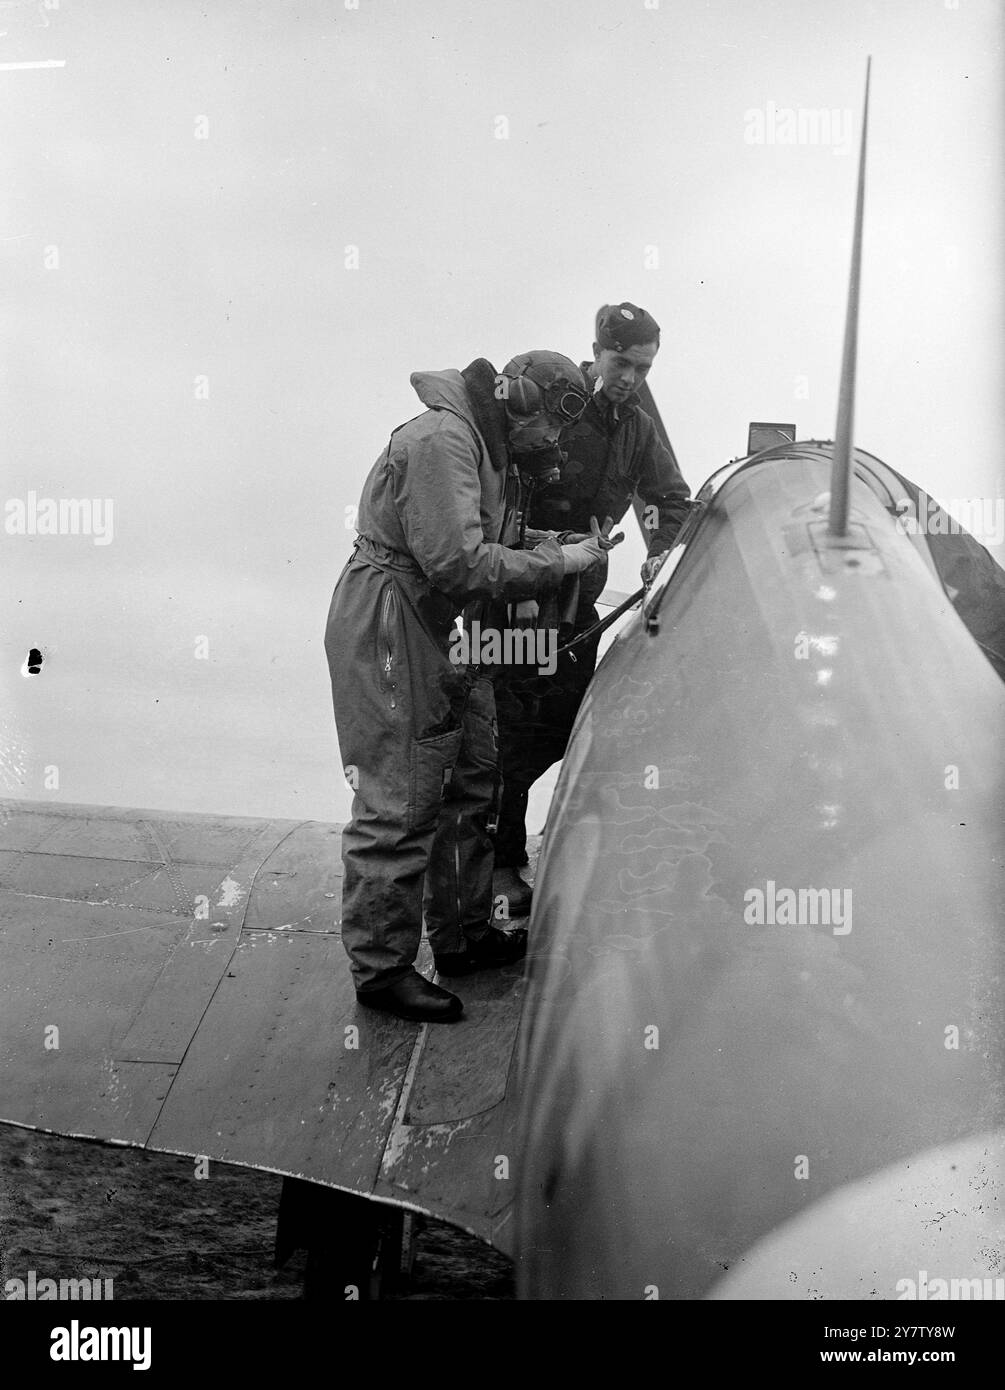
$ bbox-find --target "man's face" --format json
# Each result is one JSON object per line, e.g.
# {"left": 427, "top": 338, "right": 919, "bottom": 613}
{"left": 507, "top": 412, "right": 564, "bottom": 453}
{"left": 592, "top": 340, "right": 658, "bottom": 403}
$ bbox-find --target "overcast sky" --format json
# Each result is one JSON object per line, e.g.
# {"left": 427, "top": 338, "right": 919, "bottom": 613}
{"left": 2, "top": 0, "right": 1002, "bottom": 825}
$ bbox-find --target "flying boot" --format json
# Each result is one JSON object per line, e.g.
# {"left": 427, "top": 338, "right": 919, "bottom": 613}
{"left": 491, "top": 865, "right": 533, "bottom": 918}
{"left": 356, "top": 968, "right": 463, "bottom": 1023}
{"left": 434, "top": 924, "right": 528, "bottom": 977}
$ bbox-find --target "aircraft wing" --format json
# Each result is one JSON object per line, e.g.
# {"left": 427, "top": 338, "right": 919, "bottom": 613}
{"left": 0, "top": 800, "right": 525, "bottom": 1252}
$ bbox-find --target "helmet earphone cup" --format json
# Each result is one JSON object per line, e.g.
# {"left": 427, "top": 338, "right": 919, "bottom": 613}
{"left": 505, "top": 372, "right": 542, "bottom": 418}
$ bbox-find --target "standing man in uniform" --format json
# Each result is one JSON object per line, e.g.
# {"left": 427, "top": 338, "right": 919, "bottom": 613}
{"left": 493, "top": 303, "right": 691, "bottom": 912}
{"left": 325, "top": 350, "right": 609, "bottom": 1023}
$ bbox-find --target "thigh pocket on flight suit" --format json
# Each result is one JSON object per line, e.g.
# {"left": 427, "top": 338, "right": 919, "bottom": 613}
{"left": 464, "top": 680, "right": 500, "bottom": 772}
{"left": 408, "top": 727, "right": 464, "bottom": 834}
{"left": 464, "top": 679, "right": 501, "bottom": 829}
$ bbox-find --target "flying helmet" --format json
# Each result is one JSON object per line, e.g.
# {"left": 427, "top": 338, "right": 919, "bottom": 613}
{"left": 498, "top": 351, "right": 590, "bottom": 424}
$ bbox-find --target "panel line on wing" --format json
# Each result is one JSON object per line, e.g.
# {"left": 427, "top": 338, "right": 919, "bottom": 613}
{"left": 127, "top": 819, "right": 316, "bottom": 1139}
{"left": 378, "top": 1020, "right": 432, "bottom": 1178}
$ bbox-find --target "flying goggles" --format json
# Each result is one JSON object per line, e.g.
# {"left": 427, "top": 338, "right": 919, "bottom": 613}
{"left": 504, "top": 370, "right": 590, "bottom": 423}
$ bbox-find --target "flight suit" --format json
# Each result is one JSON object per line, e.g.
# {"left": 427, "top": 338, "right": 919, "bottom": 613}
{"left": 325, "top": 362, "right": 566, "bottom": 991}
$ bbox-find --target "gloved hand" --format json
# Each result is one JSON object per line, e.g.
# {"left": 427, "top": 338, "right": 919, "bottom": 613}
{"left": 563, "top": 516, "right": 625, "bottom": 549}
{"left": 641, "top": 551, "right": 669, "bottom": 586}
{"left": 590, "top": 515, "right": 625, "bottom": 551}
{"left": 561, "top": 535, "right": 607, "bottom": 574}
{"left": 512, "top": 599, "right": 539, "bottom": 629}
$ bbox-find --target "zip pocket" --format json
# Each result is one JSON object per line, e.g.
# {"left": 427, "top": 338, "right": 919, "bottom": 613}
{"left": 378, "top": 583, "right": 399, "bottom": 708}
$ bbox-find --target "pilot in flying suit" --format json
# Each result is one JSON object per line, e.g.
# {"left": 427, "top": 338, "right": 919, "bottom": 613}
{"left": 324, "top": 351, "right": 607, "bottom": 1023}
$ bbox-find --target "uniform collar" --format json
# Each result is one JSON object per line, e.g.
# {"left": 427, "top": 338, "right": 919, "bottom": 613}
{"left": 580, "top": 361, "right": 639, "bottom": 425}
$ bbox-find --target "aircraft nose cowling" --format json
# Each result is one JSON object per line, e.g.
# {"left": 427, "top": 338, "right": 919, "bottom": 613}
{"left": 514, "top": 451, "right": 1005, "bottom": 1301}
